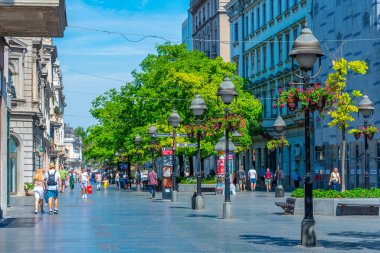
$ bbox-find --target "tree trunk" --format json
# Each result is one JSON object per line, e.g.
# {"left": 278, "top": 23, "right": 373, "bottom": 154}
{"left": 189, "top": 156, "right": 194, "bottom": 176}
{"left": 179, "top": 155, "right": 184, "bottom": 177}
{"left": 341, "top": 126, "right": 346, "bottom": 192}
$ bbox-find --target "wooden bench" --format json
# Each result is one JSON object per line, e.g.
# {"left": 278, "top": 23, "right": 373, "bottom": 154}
{"left": 336, "top": 203, "right": 380, "bottom": 216}
{"left": 275, "top": 198, "right": 296, "bottom": 215}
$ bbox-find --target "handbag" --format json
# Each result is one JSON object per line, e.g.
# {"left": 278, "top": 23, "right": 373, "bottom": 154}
{"left": 86, "top": 185, "right": 93, "bottom": 194}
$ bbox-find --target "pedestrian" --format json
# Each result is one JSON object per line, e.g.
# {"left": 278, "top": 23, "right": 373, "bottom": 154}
{"left": 115, "top": 171, "right": 120, "bottom": 190}
{"left": 44, "top": 163, "right": 61, "bottom": 215}
{"left": 275, "top": 167, "right": 284, "bottom": 186}
{"left": 135, "top": 169, "right": 142, "bottom": 189}
{"left": 329, "top": 167, "right": 341, "bottom": 191}
{"left": 293, "top": 169, "right": 302, "bottom": 189}
{"left": 95, "top": 172, "right": 102, "bottom": 191}
{"left": 265, "top": 168, "right": 272, "bottom": 192}
{"left": 248, "top": 167, "right": 257, "bottom": 191}
{"left": 58, "top": 165, "right": 67, "bottom": 194}
{"left": 237, "top": 166, "right": 246, "bottom": 192}
{"left": 148, "top": 168, "right": 158, "bottom": 199}
{"left": 260, "top": 167, "right": 266, "bottom": 188}
{"left": 103, "top": 177, "right": 109, "bottom": 190}
{"left": 68, "top": 169, "right": 75, "bottom": 191}
{"left": 33, "top": 168, "right": 45, "bottom": 214}
{"left": 80, "top": 168, "right": 90, "bottom": 199}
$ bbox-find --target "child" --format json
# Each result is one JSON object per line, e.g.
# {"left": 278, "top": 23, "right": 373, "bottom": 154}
{"left": 103, "top": 177, "right": 109, "bottom": 190}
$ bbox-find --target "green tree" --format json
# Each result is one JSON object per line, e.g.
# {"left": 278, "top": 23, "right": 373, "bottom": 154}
{"left": 86, "top": 44, "right": 262, "bottom": 174}
{"left": 326, "top": 58, "right": 368, "bottom": 192}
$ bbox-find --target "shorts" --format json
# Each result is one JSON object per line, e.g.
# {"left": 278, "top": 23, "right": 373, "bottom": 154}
{"left": 250, "top": 178, "right": 257, "bottom": 184}
{"left": 265, "top": 178, "right": 271, "bottom": 185}
{"left": 33, "top": 186, "right": 44, "bottom": 199}
{"left": 61, "top": 179, "right": 66, "bottom": 186}
{"left": 81, "top": 181, "right": 88, "bottom": 189}
{"left": 238, "top": 179, "right": 245, "bottom": 185}
{"left": 46, "top": 190, "right": 58, "bottom": 199}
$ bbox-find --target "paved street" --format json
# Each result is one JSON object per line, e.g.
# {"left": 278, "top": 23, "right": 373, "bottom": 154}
{"left": 1, "top": 185, "right": 380, "bottom": 253}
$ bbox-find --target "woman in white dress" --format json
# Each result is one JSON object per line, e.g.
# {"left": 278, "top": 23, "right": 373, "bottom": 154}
{"left": 33, "top": 169, "right": 45, "bottom": 214}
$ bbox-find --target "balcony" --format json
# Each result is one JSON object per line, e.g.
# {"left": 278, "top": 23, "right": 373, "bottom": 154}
{"left": 0, "top": 0, "right": 67, "bottom": 37}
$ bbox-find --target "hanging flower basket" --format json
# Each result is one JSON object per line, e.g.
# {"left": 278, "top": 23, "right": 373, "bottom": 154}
{"left": 316, "top": 96, "right": 326, "bottom": 112}
{"left": 362, "top": 126, "right": 377, "bottom": 141}
{"left": 354, "top": 132, "right": 362, "bottom": 140}
{"left": 366, "top": 133, "right": 374, "bottom": 140}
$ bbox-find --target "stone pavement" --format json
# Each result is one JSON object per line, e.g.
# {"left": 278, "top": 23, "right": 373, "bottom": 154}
{"left": 1, "top": 185, "right": 380, "bottom": 253}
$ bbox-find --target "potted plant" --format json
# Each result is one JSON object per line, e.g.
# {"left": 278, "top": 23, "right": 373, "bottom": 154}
{"left": 362, "top": 125, "right": 378, "bottom": 140}
{"left": 348, "top": 128, "right": 362, "bottom": 140}
{"left": 266, "top": 140, "right": 278, "bottom": 152}
{"left": 24, "top": 182, "right": 34, "bottom": 196}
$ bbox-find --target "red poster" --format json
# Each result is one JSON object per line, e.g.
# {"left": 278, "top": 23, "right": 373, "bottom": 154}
{"left": 162, "top": 148, "right": 173, "bottom": 156}
{"left": 217, "top": 159, "right": 225, "bottom": 175}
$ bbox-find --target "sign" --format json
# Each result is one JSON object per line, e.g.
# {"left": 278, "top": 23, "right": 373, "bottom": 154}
{"left": 350, "top": 169, "right": 355, "bottom": 175}
{"left": 162, "top": 147, "right": 173, "bottom": 200}
{"left": 370, "top": 169, "right": 377, "bottom": 175}
{"left": 176, "top": 133, "right": 188, "bottom": 137}
{"left": 177, "top": 143, "right": 197, "bottom": 147}
{"left": 217, "top": 159, "right": 225, "bottom": 175}
{"left": 357, "top": 169, "right": 362, "bottom": 174}
{"left": 162, "top": 148, "right": 173, "bottom": 156}
{"left": 325, "top": 169, "right": 331, "bottom": 175}
{"left": 153, "top": 133, "right": 172, "bottom": 138}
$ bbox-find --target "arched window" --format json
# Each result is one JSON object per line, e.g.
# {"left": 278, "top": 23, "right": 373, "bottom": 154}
{"left": 363, "top": 12, "right": 370, "bottom": 28}
{"left": 9, "top": 137, "right": 17, "bottom": 194}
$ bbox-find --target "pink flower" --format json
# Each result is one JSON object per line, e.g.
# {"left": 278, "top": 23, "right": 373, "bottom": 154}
{"left": 281, "top": 104, "right": 285, "bottom": 108}
{"left": 279, "top": 88, "right": 283, "bottom": 93}
{"left": 273, "top": 104, "right": 277, "bottom": 108}
{"left": 306, "top": 97, "right": 310, "bottom": 102}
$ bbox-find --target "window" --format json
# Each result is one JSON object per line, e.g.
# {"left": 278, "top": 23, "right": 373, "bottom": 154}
{"left": 263, "top": 3, "right": 266, "bottom": 24}
{"left": 263, "top": 45, "right": 267, "bottom": 69}
{"left": 285, "top": 33, "right": 290, "bottom": 58}
{"left": 245, "top": 55, "right": 249, "bottom": 78}
{"left": 251, "top": 12, "right": 255, "bottom": 32}
{"left": 278, "top": 37, "right": 283, "bottom": 62}
{"left": 286, "top": 0, "right": 289, "bottom": 10}
{"left": 203, "top": 7, "right": 206, "bottom": 21}
{"left": 234, "top": 22, "right": 239, "bottom": 42}
{"left": 270, "top": 42, "right": 274, "bottom": 67}
{"left": 208, "top": 2, "right": 210, "bottom": 17}
{"left": 257, "top": 47, "right": 261, "bottom": 72}
{"left": 293, "top": 27, "right": 298, "bottom": 41}
{"left": 251, "top": 51, "right": 255, "bottom": 75}
{"left": 214, "top": 0, "right": 217, "bottom": 12}
{"left": 336, "top": 32, "right": 342, "bottom": 47}
{"left": 278, "top": 0, "right": 282, "bottom": 15}
{"left": 245, "top": 16, "right": 249, "bottom": 37}
{"left": 363, "top": 12, "right": 370, "bottom": 28}
{"left": 314, "top": 1, "right": 319, "bottom": 16}
{"left": 270, "top": 0, "right": 274, "bottom": 20}
{"left": 257, "top": 7, "right": 260, "bottom": 28}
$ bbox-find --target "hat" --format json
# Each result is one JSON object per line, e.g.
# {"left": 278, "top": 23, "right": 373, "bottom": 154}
{"left": 49, "top": 163, "right": 56, "bottom": 169}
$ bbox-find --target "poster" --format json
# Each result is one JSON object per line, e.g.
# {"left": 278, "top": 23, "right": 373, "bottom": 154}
{"left": 162, "top": 147, "right": 173, "bottom": 199}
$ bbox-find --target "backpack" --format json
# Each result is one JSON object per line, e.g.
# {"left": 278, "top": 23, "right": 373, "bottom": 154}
{"left": 47, "top": 171, "right": 57, "bottom": 186}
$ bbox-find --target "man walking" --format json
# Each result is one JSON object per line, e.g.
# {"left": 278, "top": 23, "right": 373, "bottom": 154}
{"left": 58, "top": 165, "right": 67, "bottom": 194}
{"left": 45, "top": 163, "right": 61, "bottom": 215}
{"left": 248, "top": 167, "right": 257, "bottom": 191}
{"left": 148, "top": 168, "right": 158, "bottom": 199}
{"left": 237, "top": 166, "right": 246, "bottom": 192}
{"left": 95, "top": 172, "right": 102, "bottom": 191}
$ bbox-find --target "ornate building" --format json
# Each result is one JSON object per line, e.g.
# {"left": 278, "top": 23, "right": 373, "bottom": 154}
{"left": 189, "top": 0, "right": 231, "bottom": 61}
{"left": 226, "top": 0, "right": 311, "bottom": 185}
{"left": 64, "top": 124, "right": 82, "bottom": 170}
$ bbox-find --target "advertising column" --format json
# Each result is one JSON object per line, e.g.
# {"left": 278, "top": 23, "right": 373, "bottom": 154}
{"left": 161, "top": 147, "right": 173, "bottom": 200}
{"left": 216, "top": 151, "right": 234, "bottom": 194}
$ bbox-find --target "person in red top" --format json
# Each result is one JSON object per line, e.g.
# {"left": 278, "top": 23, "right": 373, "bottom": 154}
{"left": 265, "top": 168, "right": 272, "bottom": 192}
{"left": 148, "top": 168, "right": 158, "bottom": 199}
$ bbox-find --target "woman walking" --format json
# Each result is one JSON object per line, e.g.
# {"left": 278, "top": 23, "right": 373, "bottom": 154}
{"left": 329, "top": 168, "right": 341, "bottom": 191}
{"left": 115, "top": 171, "right": 120, "bottom": 190}
{"left": 33, "top": 169, "right": 45, "bottom": 214}
{"left": 80, "top": 168, "right": 90, "bottom": 199}
{"left": 68, "top": 169, "right": 75, "bottom": 191}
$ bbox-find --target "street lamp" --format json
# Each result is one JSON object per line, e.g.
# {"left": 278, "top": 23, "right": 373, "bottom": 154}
{"left": 168, "top": 109, "right": 182, "bottom": 202}
{"left": 216, "top": 77, "right": 238, "bottom": 219}
{"left": 189, "top": 93, "right": 207, "bottom": 210}
{"left": 134, "top": 133, "right": 142, "bottom": 191}
{"left": 289, "top": 25, "right": 324, "bottom": 247}
{"left": 147, "top": 124, "right": 158, "bottom": 170}
{"left": 358, "top": 94, "right": 375, "bottom": 189}
{"left": 273, "top": 114, "right": 286, "bottom": 198}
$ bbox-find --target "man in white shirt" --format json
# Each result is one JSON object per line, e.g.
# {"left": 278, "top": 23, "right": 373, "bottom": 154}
{"left": 248, "top": 167, "right": 257, "bottom": 191}
{"left": 44, "top": 163, "right": 61, "bottom": 215}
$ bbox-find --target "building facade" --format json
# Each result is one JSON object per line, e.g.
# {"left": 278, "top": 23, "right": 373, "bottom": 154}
{"left": 189, "top": 0, "right": 231, "bottom": 61}
{"left": 7, "top": 37, "right": 65, "bottom": 196}
{"left": 226, "top": 0, "right": 311, "bottom": 186}
{"left": 312, "top": 0, "right": 380, "bottom": 189}
{"left": 0, "top": 0, "right": 66, "bottom": 219}
{"left": 182, "top": 15, "right": 193, "bottom": 51}
{"left": 64, "top": 124, "right": 82, "bottom": 170}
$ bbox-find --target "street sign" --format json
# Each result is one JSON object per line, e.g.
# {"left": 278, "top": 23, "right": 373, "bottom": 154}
{"left": 153, "top": 133, "right": 172, "bottom": 138}
{"left": 177, "top": 143, "right": 197, "bottom": 147}
{"left": 176, "top": 133, "right": 188, "bottom": 137}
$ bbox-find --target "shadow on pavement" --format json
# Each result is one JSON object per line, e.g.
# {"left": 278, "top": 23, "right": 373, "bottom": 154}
{"left": 239, "top": 234, "right": 380, "bottom": 251}
{"left": 328, "top": 231, "right": 380, "bottom": 240}
{"left": 170, "top": 206, "right": 191, "bottom": 210}
{"left": 186, "top": 214, "right": 218, "bottom": 218}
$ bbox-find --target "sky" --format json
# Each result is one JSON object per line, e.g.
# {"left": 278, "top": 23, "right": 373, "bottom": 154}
{"left": 55, "top": 0, "right": 189, "bottom": 129}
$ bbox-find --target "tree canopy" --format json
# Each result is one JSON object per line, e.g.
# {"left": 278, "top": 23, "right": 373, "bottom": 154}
{"left": 85, "top": 44, "right": 262, "bottom": 164}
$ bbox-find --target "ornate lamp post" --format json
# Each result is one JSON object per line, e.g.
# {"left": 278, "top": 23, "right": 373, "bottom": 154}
{"left": 134, "top": 133, "right": 142, "bottom": 191}
{"left": 273, "top": 114, "right": 286, "bottom": 197}
{"left": 358, "top": 94, "right": 375, "bottom": 189}
{"left": 189, "top": 93, "right": 207, "bottom": 210}
{"left": 147, "top": 124, "right": 158, "bottom": 169}
{"left": 216, "top": 77, "right": 238, "bottom": 219}
{"left": 289, "top": 26, "right": 324, "bottom": 247}
{"left": 168, "top": 109, "right": 182, "bottom": 202}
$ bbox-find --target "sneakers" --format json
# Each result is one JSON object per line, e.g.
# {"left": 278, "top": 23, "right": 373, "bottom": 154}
{"left": 84, "top": 194, "right": 88, "bottom": 199}
{"left": 49, "top": 210, "right": 52, "bottom": 215}
{"left": 54, "top": 209, "right": 58, "bottom": 215}
{"left": 34, "top": 211, "right": 38, "bottom": 214}
{"left": 82, "top": 195, "right": 85, "bottom": 199}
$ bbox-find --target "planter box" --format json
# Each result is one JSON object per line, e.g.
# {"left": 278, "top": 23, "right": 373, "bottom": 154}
{"left": 178, "top": 184, "right": 216, "bottom": 193}
{"left": 294, "top": 198, "right": 380, "bottom": 216}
